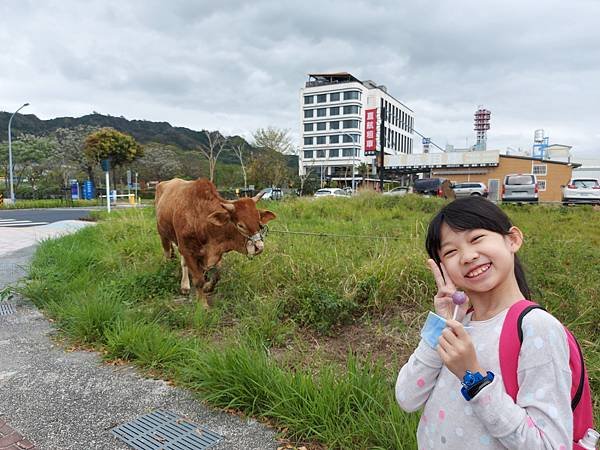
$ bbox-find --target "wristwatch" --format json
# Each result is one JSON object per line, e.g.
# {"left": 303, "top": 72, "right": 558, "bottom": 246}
{"left": 461, "top": 370, "right": 494, "bottom": 401}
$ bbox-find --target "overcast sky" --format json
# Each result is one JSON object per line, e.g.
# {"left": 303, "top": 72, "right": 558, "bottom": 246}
{"left": 1, "top": 0, "right": 599, "bottom": 159}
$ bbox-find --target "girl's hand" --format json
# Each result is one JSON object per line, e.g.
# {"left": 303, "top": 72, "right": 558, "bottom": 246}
{"left": 427, "top": 259, "right": 470, "bottom": 321}
{"left": 437, "top": 319, "right": 485, "bottom": 379}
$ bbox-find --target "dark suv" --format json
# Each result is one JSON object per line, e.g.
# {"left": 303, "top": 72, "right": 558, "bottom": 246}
{"left": 413, "top": 178, "right": 454, "bottom": 199}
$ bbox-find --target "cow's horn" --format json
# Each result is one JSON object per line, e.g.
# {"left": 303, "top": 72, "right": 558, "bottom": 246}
{"left": 252, "top": 191, "right": 265, "bottom": 203}
{"left": 221, "top": 202, "right": 235, "bottom": 212}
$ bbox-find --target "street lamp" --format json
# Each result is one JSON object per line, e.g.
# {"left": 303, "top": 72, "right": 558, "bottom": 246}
{"left": 342, "top": 132, "right": 358, "bottom": 192}
{"left": 7, "top": 102, "right": 30, "bottom": 204}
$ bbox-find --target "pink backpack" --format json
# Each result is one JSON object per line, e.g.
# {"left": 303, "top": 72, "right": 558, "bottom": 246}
{"left": 499, "top": 300, "right": 594, "bottom": 449}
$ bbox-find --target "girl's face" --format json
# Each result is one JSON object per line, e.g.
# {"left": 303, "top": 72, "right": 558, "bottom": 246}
{"left": 438, "top": 223, "right": 523, "bottom": 294}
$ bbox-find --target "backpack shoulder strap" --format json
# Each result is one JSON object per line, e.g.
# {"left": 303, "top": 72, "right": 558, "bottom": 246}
{"left": 499, "top": 299, "right": 543, "bottom": 402}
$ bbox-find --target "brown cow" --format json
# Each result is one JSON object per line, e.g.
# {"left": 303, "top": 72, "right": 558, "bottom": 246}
{"left": 155, "top": 178, "right": 276, "bottom": 308}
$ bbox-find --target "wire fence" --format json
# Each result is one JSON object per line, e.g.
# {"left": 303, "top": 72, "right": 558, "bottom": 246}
{"left": 267, "top": 228, "right": 418, "bottom": 241}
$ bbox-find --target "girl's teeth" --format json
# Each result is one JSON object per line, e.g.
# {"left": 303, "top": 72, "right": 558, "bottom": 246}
{"left": 468, "top": 264, "right": 489, "bottom": 278}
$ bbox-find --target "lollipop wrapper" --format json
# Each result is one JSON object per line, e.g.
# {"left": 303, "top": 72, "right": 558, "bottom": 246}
{"left": 421, "top": 311, "right": 473, "bottom": 349}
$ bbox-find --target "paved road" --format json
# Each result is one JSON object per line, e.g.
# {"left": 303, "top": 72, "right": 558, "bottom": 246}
{"left": 0, "top": 225, "right": 279, "bottom": 450}
{"left": 0, "top": 208, "right": 94, "bottom": 228}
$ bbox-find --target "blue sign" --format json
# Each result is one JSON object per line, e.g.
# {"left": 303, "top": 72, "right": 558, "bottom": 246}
{"left": 83, "top": 180, "right": 95, "bottom": 200}
{"left": 422, "top": 137, "right": 431, "bottom": 145}
{"left": 70, "top": 181, "right": 80, "bottom": 200}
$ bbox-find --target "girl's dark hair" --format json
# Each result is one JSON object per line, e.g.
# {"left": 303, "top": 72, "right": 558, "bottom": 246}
{"left": 425, "top": 196, "right": 531, "bottom": 299}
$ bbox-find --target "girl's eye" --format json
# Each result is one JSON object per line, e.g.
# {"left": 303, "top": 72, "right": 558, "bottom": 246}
{"left": 443, "top": 249, "right": 456, "bottom": 258}
{"left": 472, "top": 234, "right": 485, "bottom": 242}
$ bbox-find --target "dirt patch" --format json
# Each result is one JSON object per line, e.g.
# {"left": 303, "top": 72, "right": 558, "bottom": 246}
{"left": 271, "top": 306, "right": 425, "bottom": 373}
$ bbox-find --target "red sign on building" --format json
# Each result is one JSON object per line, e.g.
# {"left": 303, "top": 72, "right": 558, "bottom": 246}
{"left": 364, "top": 108, "right": 377, "bottom": 155}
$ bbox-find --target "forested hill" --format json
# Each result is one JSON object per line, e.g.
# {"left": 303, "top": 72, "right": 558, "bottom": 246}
{"left": 0, "top": 112, "right": 213, "bottom": 149}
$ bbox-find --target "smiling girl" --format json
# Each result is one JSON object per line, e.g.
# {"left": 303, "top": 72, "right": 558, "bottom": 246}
{"left": 395, "top": 197, "right": 575, "bottom": 449}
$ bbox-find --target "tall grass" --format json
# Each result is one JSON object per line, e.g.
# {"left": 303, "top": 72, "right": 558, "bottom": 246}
{"left": 21, "top": 195, "right": 600, "bottom": 447}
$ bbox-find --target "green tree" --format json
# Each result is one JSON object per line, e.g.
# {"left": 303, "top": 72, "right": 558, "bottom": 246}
{"left": 83, "top": 128, "right": 143, "bottom": 179}
{"left": 247, "top": 149, "right": 294, "bottom": 188}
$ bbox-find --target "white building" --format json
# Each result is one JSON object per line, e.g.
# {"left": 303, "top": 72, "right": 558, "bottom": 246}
{"left": 299, "top": 72, "right": 415, "bottom": 188}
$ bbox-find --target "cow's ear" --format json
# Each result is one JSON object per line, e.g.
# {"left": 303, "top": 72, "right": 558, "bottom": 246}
{"left": 259, "top": 209, "right": 276, "bottom": 225}
{"left": 207, "top": 210, "right": 231, "bottom": 227}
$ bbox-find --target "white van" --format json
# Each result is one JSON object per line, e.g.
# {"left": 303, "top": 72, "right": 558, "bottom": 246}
{"left": 502, "top": 174, "right": 538, "bottom": 203}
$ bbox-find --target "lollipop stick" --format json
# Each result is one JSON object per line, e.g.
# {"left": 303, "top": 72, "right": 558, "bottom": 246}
{"left": 452, "top": 305, "right": 459, "bottom": 321}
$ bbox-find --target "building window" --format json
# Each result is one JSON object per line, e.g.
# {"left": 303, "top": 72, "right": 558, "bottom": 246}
{"left": 329, "top": 148, "right": 339, "bottom": 157}
{"left": 330, "top": 92, "right": 340, "bottom": 101}
{"left": 304, "top": 95, "right": 314, "bottom": 104}
{"left": 532, "top": 164, "right": 547, "bottom": 176}
{"left": 317, "top": 94, "right": 327, "bottom": 103}
{"left": 330, "top": 121, "right": 340, "bottom": 130}
{"left": 304, "top": 109, "right": 314, "bottom": 118}
{"left": 317, "top": 108, "right": 327, "bottom": 117}
{"left": 342, "top": 134, "right": 359, "bottom": 143}
{"left": 342, "top": 148, "right": 357, "bottom": 157}
{"left": 330, "top": 135, "right": 340, "bottom": 144}
{"left": 537, "top": 179, "right": 547, "bottom": 191}
{"left": 316, "top": 136, "right": 326, "bottom": 145}
{"left": 303, "top": 150, "right": 313, "bottom": 158}
{"left": 316, "top": 149, "right": 326, "bottom": 158}
{"left": 343, "top": 105, "right": 360, "bottom": 114}
{"left": 330, "top": 106, "right": 340, "bottom": 116}
{"left": 343, "top": 119, "right": 359, "bottom": 129}
{"left": 304, "top": 137, "right": 313, "bottom": 145}
{"left": 343, "top": 90, "right": 360, "bottom": 100}
{"left": 316, "top": 122, "right": 326, "bottom": 131}
{"left": 304, "top": 123, "right": 314, "bottom": 132}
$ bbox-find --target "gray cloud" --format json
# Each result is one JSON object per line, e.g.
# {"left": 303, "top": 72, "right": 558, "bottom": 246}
{"left": 0, "top": 0, "right": 598, "bottom": 158}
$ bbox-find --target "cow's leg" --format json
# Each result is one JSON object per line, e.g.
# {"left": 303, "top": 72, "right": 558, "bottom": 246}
{"left": 160, "top": 236, "right": 174, "bottom": 259}
{"left": 179, "top": 255, "right": 191, "bottom": 295}
{"left": 180, "top": 250, "right": 209, "bottom": 308}
{"left": 201, "top": 254, "right": 223, "bottom": 295}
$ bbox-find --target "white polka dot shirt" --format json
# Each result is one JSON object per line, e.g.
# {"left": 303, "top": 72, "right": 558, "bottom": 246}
{"left": 395, "top": 308, "right": 573, "bottom": 449}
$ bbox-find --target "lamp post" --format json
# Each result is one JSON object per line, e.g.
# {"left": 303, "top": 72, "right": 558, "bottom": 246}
{"left": 342, "top": 132, "right": 358, "bottom": 192}
{"left": 7, "top": 103, "right": 30, "bottom": 204}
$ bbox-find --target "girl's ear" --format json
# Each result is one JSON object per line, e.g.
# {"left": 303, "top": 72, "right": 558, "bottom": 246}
{"left": 507, "top": 226, "right": 524, "bottom": 253}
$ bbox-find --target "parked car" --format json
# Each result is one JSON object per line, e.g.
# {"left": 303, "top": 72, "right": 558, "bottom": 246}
{"left": 314, "top": 188, "right": 348, "bottom": 198}
{"left": 562, "top": 178, "right": 600, "bottom": 205}
{"left": 452, "top": 182, "right": 488, "bottom": 198}
{"left": 502, "top": 174, "right": 538, "bottom": 203}
{"left": 259, "top": 187, "right": 283, "bottom": 200}
{"left": 383, "top": 186, "right": 410, "bottom": 196}
{"left": 413, "top": 178, "right": 455, "bottom": 199}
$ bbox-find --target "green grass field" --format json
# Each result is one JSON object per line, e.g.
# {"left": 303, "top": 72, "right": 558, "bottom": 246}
{"left": 21, "top": 194, "right": 600, "bottom": 448}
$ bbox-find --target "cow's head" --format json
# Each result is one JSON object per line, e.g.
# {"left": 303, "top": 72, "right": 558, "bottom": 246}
{"left": 207, "top": 191, "right": 276, "bottom": 256}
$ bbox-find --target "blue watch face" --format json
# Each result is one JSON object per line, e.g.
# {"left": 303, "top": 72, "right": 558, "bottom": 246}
{"left": 462, "top": 370, "right": 483, "bottom": 387}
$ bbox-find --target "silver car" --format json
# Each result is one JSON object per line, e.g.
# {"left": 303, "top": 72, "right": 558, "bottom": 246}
{"left": 562, "top": 178, "right": 600, "bottom": 205}
{"left": 452, "top": 182, "right": 488, "bottom": 198}
{"left": 502, "top": 174, "right": 538, "bottom": 203}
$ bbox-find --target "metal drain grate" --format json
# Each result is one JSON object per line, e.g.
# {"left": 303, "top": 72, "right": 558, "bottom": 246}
{"left": 0, "top": 303, "right": 16, "bottom": 316}
{"left": 111, "top": 409, "right": 223, "bottom": 450}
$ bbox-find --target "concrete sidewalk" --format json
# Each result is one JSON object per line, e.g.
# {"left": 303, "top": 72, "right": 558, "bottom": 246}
{"left": 0, "top": 225, "right": 279, "bottom": 449}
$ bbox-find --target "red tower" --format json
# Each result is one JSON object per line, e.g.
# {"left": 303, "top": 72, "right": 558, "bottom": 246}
{"left": 474, "top": 107, "right": 491, "bottom": 151}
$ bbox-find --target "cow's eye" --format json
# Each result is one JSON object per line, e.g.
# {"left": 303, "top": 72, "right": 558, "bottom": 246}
{"left": 237, "top": 223, "right": 246, "bottom": 230}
